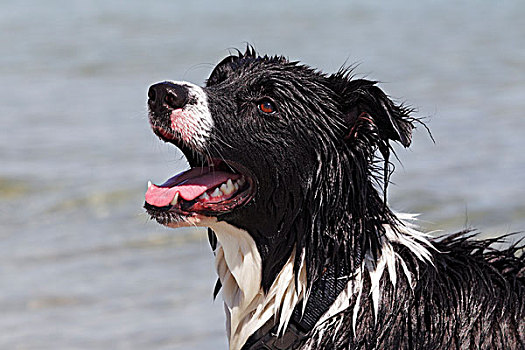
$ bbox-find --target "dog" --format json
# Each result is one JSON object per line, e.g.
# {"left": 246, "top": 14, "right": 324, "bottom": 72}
{"left": 144, "top": 47, "right": 524, "bottom": 349}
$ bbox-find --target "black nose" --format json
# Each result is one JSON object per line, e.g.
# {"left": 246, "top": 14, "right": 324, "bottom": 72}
{"left": 148, "top": 82, "right": 189, "bottom": 111}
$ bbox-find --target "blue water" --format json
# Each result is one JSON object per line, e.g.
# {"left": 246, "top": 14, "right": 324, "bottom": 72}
{"left": 1, "top": 1, "right": 524, "bottom": 348}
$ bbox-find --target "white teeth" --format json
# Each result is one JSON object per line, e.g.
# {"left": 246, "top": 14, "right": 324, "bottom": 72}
{"left": 222, "top": 178, "right": 235, "bottom": 195}
{"left": 198, "top": 177, "right": 247, "bottom": 202}
{"left": 170, "top": 192, "right": 179, "bottom": 205}
{"left": 148, "top": 181, "right": 152, "bottom": 189}
{"left": 211, "top": 188, "right": 222, "bottom": 198}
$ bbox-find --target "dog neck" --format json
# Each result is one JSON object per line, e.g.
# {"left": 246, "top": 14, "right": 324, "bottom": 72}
{"left": 207, "top": 214, "right": 434, "bottom": 350}
{"left": 313, "top": 215, "right": 434, "bottom": 329}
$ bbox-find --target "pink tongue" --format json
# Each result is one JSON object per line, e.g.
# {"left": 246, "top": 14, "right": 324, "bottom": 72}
{"left": 145, "top": 171, "right": 237, "bottom": 207}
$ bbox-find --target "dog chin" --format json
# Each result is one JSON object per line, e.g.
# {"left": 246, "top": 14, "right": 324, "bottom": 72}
{"left": 164, "top": 215, "right": 218, "bottom": 229}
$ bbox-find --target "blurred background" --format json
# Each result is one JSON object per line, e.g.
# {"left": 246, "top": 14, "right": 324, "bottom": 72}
{"left": 1, "top": 0, "right": 524, "bottom": 348}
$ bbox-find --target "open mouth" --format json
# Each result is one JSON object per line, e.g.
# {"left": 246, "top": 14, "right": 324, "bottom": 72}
{"left": 144, "top": 159, "right": 255, "bottom": 222}
{"left": 145, "top": 80, "right": 256, "bottom": 224}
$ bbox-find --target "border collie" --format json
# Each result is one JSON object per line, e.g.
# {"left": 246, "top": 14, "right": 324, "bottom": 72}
{"left": 144, "top": 48, "right": 524, "bottom": 349}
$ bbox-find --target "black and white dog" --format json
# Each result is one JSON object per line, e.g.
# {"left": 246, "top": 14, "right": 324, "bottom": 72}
{"left": 144, "top": 48, "right": 524, "bottom": 349}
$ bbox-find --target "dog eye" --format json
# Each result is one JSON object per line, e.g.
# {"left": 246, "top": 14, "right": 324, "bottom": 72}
{"left": 258, "top": 100, "right": 276, "bottom": 114}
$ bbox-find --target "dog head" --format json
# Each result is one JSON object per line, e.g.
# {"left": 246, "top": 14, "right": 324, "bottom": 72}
{"left": 144, "top": 47, "right": 416, "bottom": 290}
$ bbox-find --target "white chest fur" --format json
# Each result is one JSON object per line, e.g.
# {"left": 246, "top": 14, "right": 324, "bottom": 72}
{"left": 210, "top": 221, "right": 307, "bottom": 350}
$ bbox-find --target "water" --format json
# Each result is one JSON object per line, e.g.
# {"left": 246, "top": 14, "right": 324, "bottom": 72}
{"left": 1, "top": 1, "right": 524, "bottom": 348}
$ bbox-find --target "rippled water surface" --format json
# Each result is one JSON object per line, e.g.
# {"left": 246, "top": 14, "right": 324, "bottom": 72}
{"left": 1, "top": 1, "right": 524, "bottom": 348}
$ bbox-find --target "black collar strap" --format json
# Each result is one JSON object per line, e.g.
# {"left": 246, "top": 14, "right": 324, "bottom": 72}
{"left": 243, "top": 264, "right": 350, "bottom": 349}
{"left": 242, "top": 322, "right": 307, "bottom": 350}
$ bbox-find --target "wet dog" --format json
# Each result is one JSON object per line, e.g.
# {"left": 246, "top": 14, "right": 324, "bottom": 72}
{"left": 144, "top": 48, "right": 524, "bottom": 349}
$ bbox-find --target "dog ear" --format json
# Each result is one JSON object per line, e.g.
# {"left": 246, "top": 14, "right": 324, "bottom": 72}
{"left": 206, "top": 46, "right": 259, "bottom": 87}
{"left": 337, "top": 78, "right": 414, "bottom": 148}
{"left": 206, "top": 54, "right": 241, "bottom": 86}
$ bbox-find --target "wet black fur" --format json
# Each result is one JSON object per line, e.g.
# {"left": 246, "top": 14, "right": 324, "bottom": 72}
{"left": 152, "top": 47, "right": 525, "bottom": 349}
{"left": 300, "top": 232, "right": 524, "bottom": 349}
